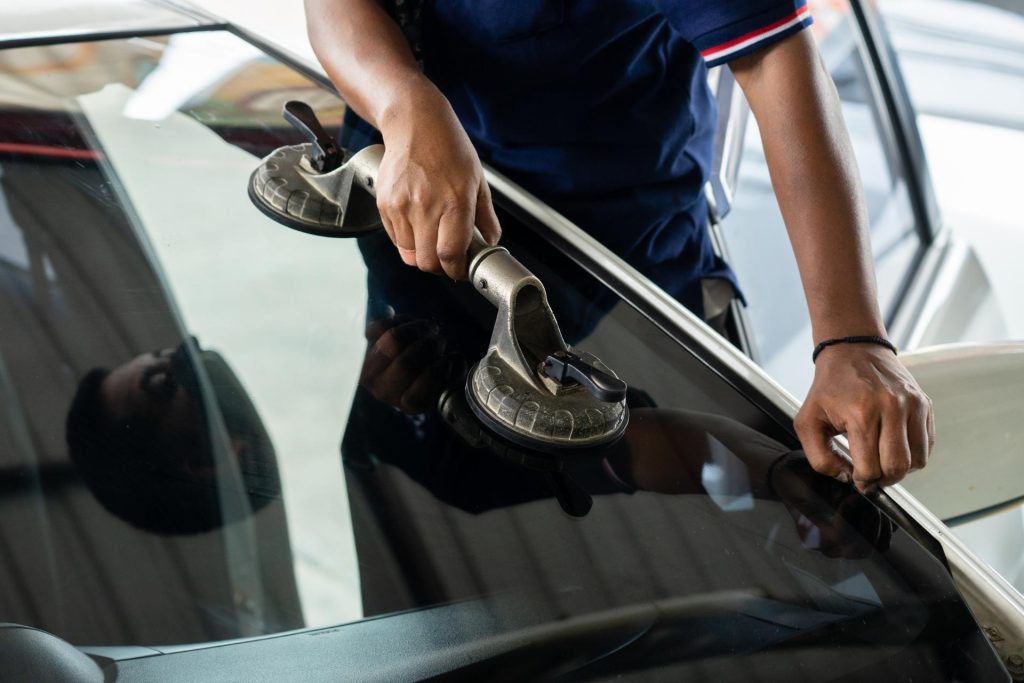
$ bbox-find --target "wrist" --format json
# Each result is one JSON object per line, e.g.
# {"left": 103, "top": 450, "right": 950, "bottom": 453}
{"left": 811, "top": 316, "right": 886, "bottom": 347}
{"left": 377, "top": 74, "right": 447, "bottom": 137}
{"left": 812, "top": 336, "right": 898, "bottom": 364}
{"left": 806, "top": 289, "right": 886, "bottom": 346}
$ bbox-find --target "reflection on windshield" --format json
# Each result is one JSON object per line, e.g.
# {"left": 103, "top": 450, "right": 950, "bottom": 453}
{"left": 0, "top": 31, "right": 1006, "bottom": 681}
{"left": 0, "top": 33, "right": 333, "bottom": 645}
{"left": 338, "top": 229, "right": 998, "bottom": 680}
{"left": 66, "top": 340, "right": 280, "bottom": 535}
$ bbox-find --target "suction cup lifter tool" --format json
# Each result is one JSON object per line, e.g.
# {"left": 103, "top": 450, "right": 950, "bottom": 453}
{"left": 250, "top": 101, "right": 628, "bottom": 450}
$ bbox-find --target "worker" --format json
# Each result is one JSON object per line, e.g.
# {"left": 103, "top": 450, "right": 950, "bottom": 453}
{"left": 305, "top": 0, "right": 934, "bottom": 492}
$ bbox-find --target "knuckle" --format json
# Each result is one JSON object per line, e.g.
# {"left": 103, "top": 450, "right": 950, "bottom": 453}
{"left": 883, "top": 458, "right": 910, "bottom": 479}
{"left": 409, "top": 190, "right": 430, "bottom": 209}
{"left": 847, "top": 403, "right": 875, "bottom": 429}
{"left": 392, "top": 192, "right": 411, "bottom": 211}
{"left": 880, "top": 390, "right": 905, "bottom": 413}
{"left": 441, "top": 193, "right": 465, "bottom": 213}
{"left": 807, "top": 455, "right": 840, "bottom": 476}
{"left": 415, "top": 254, "right": 442, "bottom": 273}
{"left": 436, "top": 246, "right": 464, "bottom": 265}
{"left": 854, "top": 461, "right": 882, "bottom": 483}
{"left": 793, "top": 406, "right": 823, "bottom": 433}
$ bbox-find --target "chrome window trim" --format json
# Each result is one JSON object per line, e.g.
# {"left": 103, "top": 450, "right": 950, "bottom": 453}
{"left": 850, "top": 0, "right": 942, "bottom": 242}
{"left": 223, "top": 24, "right": 336, "bottom": 91}
{"left": 886, "top": 229, "right": 954, "bottom": 348}
{"left": 0, "top": 24, "right": 224, "bottom": 51}
{"left": 0, "top": 0, "right": 222, "bottom": 50}
{"left": 485, "top": 168, "right": 792, "bottom": 419}
{"left": 484, "top": 166, "right": 1024, "bottom": 668}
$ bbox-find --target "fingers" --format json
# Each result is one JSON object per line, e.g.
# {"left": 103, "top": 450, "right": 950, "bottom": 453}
{"left": 878, "top": 409, "right": 912, "bottom": 486}
{"left": 378, "top": 209, "right": 417, "bottom": 268}
{"left": 908, "top": 395, "right": 933, "bottom": 472}
{"left": 365, "top": 312, "right": 408, "bottom": 345}
{"left": 360, "top": 319, "right": 434, "bottom": 385}
{"left": 366, "top": 334, "right": 445, "bottom": 411}
{"left": 845, "top": 409, "right": 883, "bottom": 493}
{"left": 369, "top": 319, "right": 437, "bottom": 360}
{"left": 375, "top": 333, "right": 442, "bottom": 391}
{"left": 399, "top": 354, "right": 453, "bottom": 413}
{"left": 475, "top": 181, "right": 502, "bottom": 246}
{"left": 437, "top": 198, "right": 474, "bottom": 280}
{"left": 846, "top": 392, "right": 925, "bottom": 490}
{"left": 376, "top": 153, "right": 485, "bottom": 276}
{"left": 807, "top": 347, "right": 936, "bottom": 494}
{"left": 877, "top": 386, "right": 932, "bottom": 481}
{"left": 794, "top": 408, "right": 853, "bottom": 482}
{"left": 380, "top": 187, "right": 477, "bottom": 276}
{"left": 385, "top": 209, "right": 418, "bottom": 268}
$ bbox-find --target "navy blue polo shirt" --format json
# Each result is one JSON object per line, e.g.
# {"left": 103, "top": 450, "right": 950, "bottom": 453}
{"left": 418, "top": 1, "right": 813, "bottom": 316}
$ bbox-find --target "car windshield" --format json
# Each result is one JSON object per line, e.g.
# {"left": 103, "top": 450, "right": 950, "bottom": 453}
{"left": 0, "top": 30, "right": 1005, "bottom": 680}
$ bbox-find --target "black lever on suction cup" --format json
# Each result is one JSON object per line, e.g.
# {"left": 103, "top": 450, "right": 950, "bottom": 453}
{"left": 282, "top": 100, "right": 342, "bottom": 173}
{"left": 542, "top": 350, "right": 628, "bottom": 403}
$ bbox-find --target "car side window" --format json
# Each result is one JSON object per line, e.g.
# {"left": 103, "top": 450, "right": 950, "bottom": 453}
{"left": 719, "top": 0, "right": 921, "bottom": 395}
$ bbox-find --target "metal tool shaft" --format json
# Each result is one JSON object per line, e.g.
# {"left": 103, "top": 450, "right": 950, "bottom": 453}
{"left": 350, "top": 146, "right": 541, "bottom": 308}
{"left": 349, "top": 144, "right": 568, "bottom": 389}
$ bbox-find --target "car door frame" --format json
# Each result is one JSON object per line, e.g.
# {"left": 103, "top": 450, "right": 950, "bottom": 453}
{"left": 703, "top": 0, "right": 955, "bottom": 354}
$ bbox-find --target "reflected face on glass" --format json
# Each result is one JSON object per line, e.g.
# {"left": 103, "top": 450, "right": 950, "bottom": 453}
{"left": 99, "top": 345, "right": 204, "bottom": 473}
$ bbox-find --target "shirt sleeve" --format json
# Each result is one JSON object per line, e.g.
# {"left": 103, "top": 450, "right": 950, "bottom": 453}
{"left": 655, "top": 1, "right": 814, "bottom": 68}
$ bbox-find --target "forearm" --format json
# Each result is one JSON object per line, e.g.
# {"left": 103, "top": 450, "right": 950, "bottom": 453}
{"left": 305, "top": 0, "right": 501, "bottom": 277}
{"left": 730, "top": 32, "right": 885, "bottom": 342}
{"left": 304, "top": 0, "right": 439, "bottom": 133}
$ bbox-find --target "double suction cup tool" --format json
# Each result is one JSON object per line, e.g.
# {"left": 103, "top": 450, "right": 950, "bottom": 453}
{"left": 249, "top": 101, "right": 629, "bottom": 452}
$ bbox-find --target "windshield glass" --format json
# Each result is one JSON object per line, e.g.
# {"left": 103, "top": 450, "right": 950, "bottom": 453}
{"left": 0, "top": 31, "right": 1005, "bottom": 680}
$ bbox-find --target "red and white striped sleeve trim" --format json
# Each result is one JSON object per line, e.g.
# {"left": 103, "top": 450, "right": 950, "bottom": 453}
{"left": 700, "top": 5, "right": 813, "bottom": 65}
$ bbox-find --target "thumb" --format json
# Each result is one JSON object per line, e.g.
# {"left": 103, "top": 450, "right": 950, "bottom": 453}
{"left": 475, "top": 180, "right": 502, "bottom": 246}
{"left": 795, "top": 408, "right": 853, "bottom": 482}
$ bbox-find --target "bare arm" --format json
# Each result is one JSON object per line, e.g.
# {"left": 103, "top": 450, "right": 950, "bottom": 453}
{"left": 304, "top": 0, "right": 500, "bottom": 278}
{"left": 730, "top": 31, "right": 934, "bottom": 490}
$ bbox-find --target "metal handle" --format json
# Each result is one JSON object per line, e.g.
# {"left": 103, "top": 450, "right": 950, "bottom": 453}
{"left": 542, "top": 350, "right": 628, "bottom": 403}
{"left": 466, "top": 230, "right": 493, "bottom": 264}
{"left": 283, "top": 100, "right": 342, "bottom": 172}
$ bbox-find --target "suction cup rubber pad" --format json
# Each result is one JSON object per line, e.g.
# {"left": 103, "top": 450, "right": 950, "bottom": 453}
{"left": 249, "top": 144, "right": 382, "bottom": 238}
{"left": 466, "top": 354, "right": 628, "bottom": 451}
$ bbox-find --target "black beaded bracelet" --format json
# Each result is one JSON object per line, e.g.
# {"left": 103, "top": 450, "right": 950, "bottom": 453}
{"left": 812, "top": 335, "right": 898, "bottom": 363}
